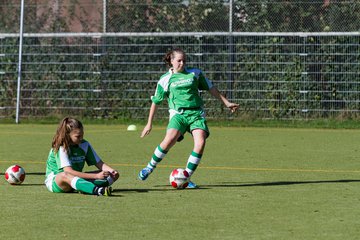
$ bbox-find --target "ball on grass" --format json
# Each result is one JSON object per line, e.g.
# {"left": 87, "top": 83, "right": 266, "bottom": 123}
{"left": 127, "top": 124, "right": 137, "bottom": 131}
{"left": 5, "top": 165, "right": 26, "bottom": 185}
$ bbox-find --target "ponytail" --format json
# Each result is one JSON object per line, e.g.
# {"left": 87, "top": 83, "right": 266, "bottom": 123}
{"left": 52, "top": 117, "right": 83, "bottom": 154}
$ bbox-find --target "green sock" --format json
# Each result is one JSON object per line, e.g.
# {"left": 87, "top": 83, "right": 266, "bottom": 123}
{"left": 185, "top": 151, "right": 202, "bottom": 176}
{"left": 71, "top": 177, "right": 97, "bottom": 194}
{"left": 147, "top": 145, "right": 168, "bottom": 169}
{"left": 93, "top": 175, "right": 115, "bottom": 187}
{"left": 93, "top": 179, "right": 108, "bottom": 187}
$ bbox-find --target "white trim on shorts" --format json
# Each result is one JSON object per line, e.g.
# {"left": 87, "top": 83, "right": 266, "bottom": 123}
{"left": 44, "top": 172, "right": 56, "bottom": 192}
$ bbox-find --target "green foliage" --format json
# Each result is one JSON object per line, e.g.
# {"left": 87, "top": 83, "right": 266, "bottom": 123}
{"left": 1, "top": 34, "right": 360, "bottom": 120}
{"left": 233, "top": 1, "right": 360, "bottom": 32}
{"left": 1, "top": 1, "right": 360, "bottom": 33}
{"left": 1, "top": 1, "right": 360, "bottom": 120}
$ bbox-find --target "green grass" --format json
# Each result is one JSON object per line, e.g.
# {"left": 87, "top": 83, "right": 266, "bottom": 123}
{"left": 1, "top": 124, "right": 360, "bottom": 239}
{"left": 3, "top": 117, "right": 360, "bottom": 129}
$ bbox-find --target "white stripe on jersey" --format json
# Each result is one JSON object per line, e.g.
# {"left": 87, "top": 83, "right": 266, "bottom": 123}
{"left": 59, "top": 146, "right": 72, "bottom": 168}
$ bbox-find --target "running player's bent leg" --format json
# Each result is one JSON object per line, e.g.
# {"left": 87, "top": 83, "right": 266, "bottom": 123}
{"left": 149, "top": 129, "right": 181, "bottom": 169}
{"left": 147, "top": 145, "right": 168, "bottom": 169}
{"left": 138, "top": 129, "right": 181, "bottom": 180}
{"left": 139, "top": 113, "right": 188, "bottom": 181}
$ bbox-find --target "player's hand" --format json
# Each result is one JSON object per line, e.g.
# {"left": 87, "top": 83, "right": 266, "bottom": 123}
{"left": 96, "top": 170, "right": 110, "bottom": 179}
{"left": 141, "top": 123, "right": 152, "bottom": 138}
{"left": 227, "top": 102, "right": 239, "bottom": 113}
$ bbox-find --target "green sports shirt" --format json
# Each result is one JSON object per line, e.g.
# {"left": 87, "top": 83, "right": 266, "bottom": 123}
{"left": 45, "top": 139, "right": 101, "bottom": 177}
{"left": 151, "top": 67, "right": 213, "bottom": 112}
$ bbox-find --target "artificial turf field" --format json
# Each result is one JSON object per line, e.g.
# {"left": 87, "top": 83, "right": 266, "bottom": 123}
{"left": 1, "top": 123, "right": 360, "bottom": 240}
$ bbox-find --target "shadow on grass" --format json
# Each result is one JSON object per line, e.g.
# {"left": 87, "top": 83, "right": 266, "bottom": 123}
{"left": 0, "top": 172, "right": 45, "bottom": 176}
{"left": 113, "top": 179, "right": 360, "bottom": 193}
{"left": 113, "top": 188, "right": 174, "bottom": 193}
{"left": 112, "top": 186, "right": 209, "bottom": 193}
{"left": 199, "top": 179, "right": 360, "bottom": 188}
{"left": 5, "top": 178, "right": 358, "bottom": 193}
{"left": 16, "top": 183, "right": 44, "bottom": 186}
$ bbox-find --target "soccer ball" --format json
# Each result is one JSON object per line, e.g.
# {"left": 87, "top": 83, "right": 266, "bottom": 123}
{"left": 5, "top": 165, "right": 26, "bottom": 185}
{"left": 169, "top": 168, "right": 189, "bottom": 189}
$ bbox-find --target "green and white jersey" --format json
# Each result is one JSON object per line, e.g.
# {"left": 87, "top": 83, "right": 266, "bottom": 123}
{"left": 45, "top": 139, "right": 101, "bottom": 177}
{"left": 151, "top": 67, "right": 213, "bottom": 113}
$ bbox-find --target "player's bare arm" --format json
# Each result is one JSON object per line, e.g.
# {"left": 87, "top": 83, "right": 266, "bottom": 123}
{"left": 208, "top": 86, "right": 239, "bottom": 113}
{"left": 96, "top": 161, "right": 120, "bottom": 180}
{"left": 63, "top": 166, "right": 107, "bottom": 180}
{"left": 141, "top": 103, "right": 158, "bottom": 138}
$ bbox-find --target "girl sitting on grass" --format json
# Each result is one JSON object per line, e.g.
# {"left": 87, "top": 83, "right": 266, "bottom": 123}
{"left": 45, "top": 117, "right": 119, "bottom": 196}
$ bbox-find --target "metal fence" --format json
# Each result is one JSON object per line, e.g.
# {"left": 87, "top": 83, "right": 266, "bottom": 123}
{"left": 1, "top": 1, "right": 360, "bottom": 121}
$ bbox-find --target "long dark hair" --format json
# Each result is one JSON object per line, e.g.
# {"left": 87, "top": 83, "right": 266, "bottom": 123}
{"left": 163, "top": 48, "right": 186, "bottom": 67}
{"left": 51, "top": 117, "right": 83, "bottom": 154}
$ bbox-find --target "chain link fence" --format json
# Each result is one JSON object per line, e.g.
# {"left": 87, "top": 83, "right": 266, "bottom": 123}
{"left": 1, "top": 1, "right": 360, "bottom": 121}
{"left": 2, "top": 1, "right": 360, "bottom": 33}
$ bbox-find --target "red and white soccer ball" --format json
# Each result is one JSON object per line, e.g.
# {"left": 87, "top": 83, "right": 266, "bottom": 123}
{"left": 169, "top": 168, "right": 189, "bottom": 189}
{"left": 5, "top": 165, "right": 26, "bottom": 185}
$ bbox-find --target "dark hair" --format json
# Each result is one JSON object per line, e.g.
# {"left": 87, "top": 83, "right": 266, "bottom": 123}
{"left": 163, "top": 48, "right": 186, "bottom": 67}
{"left": 52, "top": 117, "right": 83, "bottom": 154}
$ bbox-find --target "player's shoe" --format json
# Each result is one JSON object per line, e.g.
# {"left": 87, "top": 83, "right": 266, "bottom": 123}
{"left": 103, "top": 186, "right": 113, "bottom": 196}
{"left": 138, "top": 167, "right": 153, "bottom": 181}
{"left": 95, "top": 186, "right": 112, "bottom": 196}
{"left": 186, "top": 181, "right": 198, "bottom": 189}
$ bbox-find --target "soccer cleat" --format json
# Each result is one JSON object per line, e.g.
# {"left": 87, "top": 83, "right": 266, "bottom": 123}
{"left": 138, "top": 167, "right": 153, "bottom": 181}
{"left": 103, "top": 186, "right": 113, "bottom": 196}
{"left": 186, "top": 181, "right": 198, "bottom": 189}
{"left": 95, "top": 186, "right": 112, "bottom": 196}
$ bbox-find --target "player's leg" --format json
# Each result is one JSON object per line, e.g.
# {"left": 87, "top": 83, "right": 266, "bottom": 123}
{"left": 85, "top": 170, "right": 118, "bottom": 187}
{"left": 138, "top": 128, "right": 181, "bottom": 180}
{"left": 186, "top": 129, "right": 207, "bottom": 177}
{"left": 92, "top": 177, "right": 114, "bottom": 187}
{"left": 54, "top": 172, "right": 111, "bottom": 196}
{"left": 138, "top": 114, "right": 187, "bottom": 181}
{"left": 185, "top": 112, "right": 210, "bottom": 188}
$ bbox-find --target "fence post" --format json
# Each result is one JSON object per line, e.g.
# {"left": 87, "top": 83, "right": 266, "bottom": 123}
{"left": 103, "top": 0, "right": 107, "bottom": 33}
{"left": 227, "top": 0, "right": 234, "bottom": 101}
{"left": 15, "top": 0, "right": 25, "bottom": 124}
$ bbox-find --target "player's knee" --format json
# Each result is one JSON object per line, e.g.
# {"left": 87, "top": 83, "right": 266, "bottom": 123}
{"left": 57, "top": 171, "right": 74, "bottom": 183}
{"left": 162, "top": 136, "right": 178, "bottom": 149}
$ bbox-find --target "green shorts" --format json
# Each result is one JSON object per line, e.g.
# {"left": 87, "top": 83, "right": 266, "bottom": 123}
{"left": 45, "top": 172, "right": 66, "bottom": 193}
{"left": 167, "top": 109, "right": 210, "bottom": 138}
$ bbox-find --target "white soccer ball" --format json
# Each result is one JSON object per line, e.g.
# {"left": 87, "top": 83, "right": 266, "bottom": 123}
{"left": 169, "top": 168, "right": 189, "bottom": 189}
{"left": 5, "top": 165, "right": 26, "bottom": 185}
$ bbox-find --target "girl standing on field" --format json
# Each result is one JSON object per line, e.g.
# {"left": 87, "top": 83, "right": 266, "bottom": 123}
{"left": 45, "top": 117, "right": 119, "bottom": 196}
{"left": 138, "top": 48, "right": 239, "bottom": 188}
